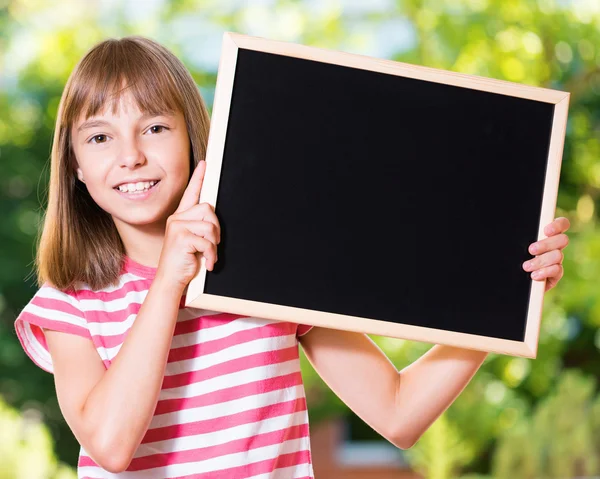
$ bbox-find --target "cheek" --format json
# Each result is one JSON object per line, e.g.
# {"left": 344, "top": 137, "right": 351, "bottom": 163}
{"left": 81, "top": 169, "right": 114, "bottom": 206}
{"left": 168, "top": 168, "right": 191, "bottom": 201}
{"left": 86, "top": 186, "right": 116, "bottom": 214}
{"left": 164, "top": 145, "right": 192, "bottom": 184}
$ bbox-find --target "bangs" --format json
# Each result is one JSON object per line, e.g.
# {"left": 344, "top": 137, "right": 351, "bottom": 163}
{"left": 64, "top": 38, "right": 185, "bottom": 126}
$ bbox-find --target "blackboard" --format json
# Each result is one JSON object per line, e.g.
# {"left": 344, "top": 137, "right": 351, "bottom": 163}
{"left": 185, "top": 32, "right": 570, "bottom": 358}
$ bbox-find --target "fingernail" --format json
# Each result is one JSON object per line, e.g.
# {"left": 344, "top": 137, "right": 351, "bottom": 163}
{"left": 532, "top": 271, "right": 541, "bottom": 279}
{"left": 531, "top": 244, "right": 538, "bottom": 253}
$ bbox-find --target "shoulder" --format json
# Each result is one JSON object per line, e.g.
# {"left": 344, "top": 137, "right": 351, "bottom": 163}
{"left": 14, "top": 282, "right": 89, "bottom": 373}
{"left": 73, "top": 266, "right": 152, "bottom": 316}
{"left": 17, "top": 281, "right": 86, "bottom": 326}
{"left": 15, "top": 271, "right": 151, "bottom": 374}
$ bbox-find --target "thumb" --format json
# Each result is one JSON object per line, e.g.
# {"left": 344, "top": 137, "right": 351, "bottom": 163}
{"left": 175, "top": 160, "right": 206, "bottom": 213}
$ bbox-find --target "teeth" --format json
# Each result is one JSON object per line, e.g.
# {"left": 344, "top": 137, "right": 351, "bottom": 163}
{"left": 117, "top": 180, "right": 157, "bottom": 193}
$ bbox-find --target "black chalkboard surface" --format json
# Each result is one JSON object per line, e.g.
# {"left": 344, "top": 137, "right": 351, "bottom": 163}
{"left": 185, "top": 32, "right": 570, "bottom": 358}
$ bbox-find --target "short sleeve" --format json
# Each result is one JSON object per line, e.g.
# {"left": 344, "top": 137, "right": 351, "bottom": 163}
{"left": 14, "top": 282, "right": 90, "bottom": 374}
{"left": 296, "top": 323, "right": 314, "bottom": 338}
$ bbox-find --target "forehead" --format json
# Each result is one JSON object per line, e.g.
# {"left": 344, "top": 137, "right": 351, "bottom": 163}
{"left": 72, "top": 90, "right": 178, "bottom": 133}
{"left": 72, "top": 76, "right": 182, "bottom": 127}
{"left": 77, "top": 91, "right": 144, "bottom": 121}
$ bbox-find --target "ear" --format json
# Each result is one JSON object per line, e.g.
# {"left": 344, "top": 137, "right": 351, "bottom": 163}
{"left": 70, "top": 148, "right": 85, "bottom": 184}
{"left": 76, "top": 167, "right": 85, "bottom": 183}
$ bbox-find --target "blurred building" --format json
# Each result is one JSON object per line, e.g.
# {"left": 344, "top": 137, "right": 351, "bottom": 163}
{"left": 311, "top": 417, "right": 420, "bottom": 479}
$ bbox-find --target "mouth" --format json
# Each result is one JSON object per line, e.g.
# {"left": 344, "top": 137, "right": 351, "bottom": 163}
{"left": 114, "top": 180, "right": 161, "bottom": 198}
{"left": 114, "top": 180, "right": 160, "bottom": 193}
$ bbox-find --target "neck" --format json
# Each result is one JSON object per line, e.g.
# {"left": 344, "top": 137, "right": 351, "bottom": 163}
{"left": 113, "top": 218, "right": 167, "bottom": 268}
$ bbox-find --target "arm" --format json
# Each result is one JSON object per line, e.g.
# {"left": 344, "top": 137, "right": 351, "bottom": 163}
{"left": 299, "top": 327, "right": 486, "bottom": 449}
{"left": 299, "top": 217, "right": 570, "bottom": 449}
{"left": 45, "top": 275, "right": 184, "bottom": 473}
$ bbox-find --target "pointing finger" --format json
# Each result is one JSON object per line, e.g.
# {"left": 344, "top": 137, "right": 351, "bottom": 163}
{"left": 176, "top": 160, "right": 206, "bottom": 214}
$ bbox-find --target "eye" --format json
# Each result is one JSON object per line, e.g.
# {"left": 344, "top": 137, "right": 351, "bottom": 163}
{"left": 89, "top": 134, "right": 108, "bottom": 144}
{"left": 147, "top": 125, "right": 168, "bottom": 134}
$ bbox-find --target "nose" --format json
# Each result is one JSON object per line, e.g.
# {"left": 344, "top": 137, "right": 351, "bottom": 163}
{"left": 119, "top": 138, "right": 147, "bottom": 169}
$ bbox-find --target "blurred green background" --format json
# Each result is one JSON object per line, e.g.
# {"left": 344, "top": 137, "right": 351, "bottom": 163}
{"left": 1, "top": 0, "right": 599, "bottom": 477}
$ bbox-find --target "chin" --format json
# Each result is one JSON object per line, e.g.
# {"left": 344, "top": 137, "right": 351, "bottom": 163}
{"left": 93, "top": 193, "right": 173, "bottom": 228}
{"left": 115, "top": 213, "right": 168, "bottom": 227}
{"left": 107, "top": 206, "right": 169, "bottom": 228}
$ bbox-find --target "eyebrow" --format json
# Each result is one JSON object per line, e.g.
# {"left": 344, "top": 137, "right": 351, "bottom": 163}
{"left": 76, "top": 112, "right": 174, "bottom": 133}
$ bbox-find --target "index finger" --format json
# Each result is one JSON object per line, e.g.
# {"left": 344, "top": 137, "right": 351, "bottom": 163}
{"left": 176, "top": 160, "right": 206, "bottom": 214}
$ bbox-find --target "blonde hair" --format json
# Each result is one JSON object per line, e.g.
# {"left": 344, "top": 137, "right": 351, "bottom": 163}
{"left": 35, "top": 36, "right": 211, "bottom": 291}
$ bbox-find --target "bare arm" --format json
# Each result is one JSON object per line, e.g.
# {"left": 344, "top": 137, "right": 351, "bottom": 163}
{"left": 298, "top": 217, "right": 570, "bottom": 449}
{"left": 391, "top": 341, "right": 487, "bottom": 448}
{"left": 44, "top": 160, "right": 220, "bottom": 472}
{"left": 45, "top": 276, "right": 184, "bottom": 473}
{"left": 299, "top": 327, "right": 486, "bottom": 449}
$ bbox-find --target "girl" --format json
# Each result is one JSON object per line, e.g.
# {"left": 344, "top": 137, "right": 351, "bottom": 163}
{"left": 14, "top": 35, "right": 570, "bottom": 478}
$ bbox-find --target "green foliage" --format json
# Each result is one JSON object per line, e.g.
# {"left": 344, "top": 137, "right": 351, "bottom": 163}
{"left": 1, "top": 0, "right": 599, "bottom": 473}
{"left": 0, "top": 395, "right": 76, "bottom": 479}
{"left": 492, "top": 370, "right": 600, "bottom": 478}
{"left": 417, "top": 370, "right": 600, "bottom": 479}
{"left": 403, "top": 412, "right": 475, "bottom": 479}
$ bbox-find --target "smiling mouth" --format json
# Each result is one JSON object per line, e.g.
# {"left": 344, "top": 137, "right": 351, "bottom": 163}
{"left": 114, "top": 180, "right": 161, "bottom": 194}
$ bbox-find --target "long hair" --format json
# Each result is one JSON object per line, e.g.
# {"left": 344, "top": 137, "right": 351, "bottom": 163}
{"left": 35, "top": 36, "right": 211, "bottom": 291}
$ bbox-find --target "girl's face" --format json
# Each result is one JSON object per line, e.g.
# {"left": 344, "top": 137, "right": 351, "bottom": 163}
{"left": 70, "top": 90, "right": 191, "bottom": 230}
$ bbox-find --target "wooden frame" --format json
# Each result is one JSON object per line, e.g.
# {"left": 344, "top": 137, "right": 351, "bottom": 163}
{"left": 184, "top": 31, "right": 570, "bottom": 358}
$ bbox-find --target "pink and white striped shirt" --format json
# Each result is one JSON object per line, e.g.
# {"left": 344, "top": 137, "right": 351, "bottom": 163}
{"left": 15, "top": 256, "right": 315, "bottom": 478}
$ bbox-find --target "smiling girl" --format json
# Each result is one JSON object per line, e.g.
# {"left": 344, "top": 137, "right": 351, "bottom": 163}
{"left": 14, "top": 36, "right": 570, "bottom": 478}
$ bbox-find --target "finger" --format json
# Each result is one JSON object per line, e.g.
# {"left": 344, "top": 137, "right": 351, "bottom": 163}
{"left": 176, "top": 160, "right": 207, "bottom": 214}
{"left": 528, "top": 233, "right": 569, "bottom": 255}
{"left": 182, "top": 220, "right": 220, "bottom": 249}
{"left": 530, "top": 263, "right": 562, "bottom": 281}
{"left": 169, "top": 218, "right": 219, "bottom": 260}
{"left": 185, "top": 233, "right": 218, "bottom": 271}
{"left": 545, "top": 266, "right": 564, "bottom": 292}
{"left": 523, "top": 249, "right": 564, "bottom": 272}
{"left": 544, "top": 216, "right": 570, "bottom": 236}
{"left": 175, "top": 203, "right": 221, "bottom": 244}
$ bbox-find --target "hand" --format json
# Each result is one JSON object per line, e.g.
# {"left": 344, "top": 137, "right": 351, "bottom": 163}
{"left": 156, "top": 160, "right": 221, "bottom": 291}
{"left": 522, "top": 217, "right": 570, "bottom": 292}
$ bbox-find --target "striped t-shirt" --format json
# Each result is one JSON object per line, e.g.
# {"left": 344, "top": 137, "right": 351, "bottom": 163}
{"left": 15, "top": 255, "right": 315, "bottom": 478}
